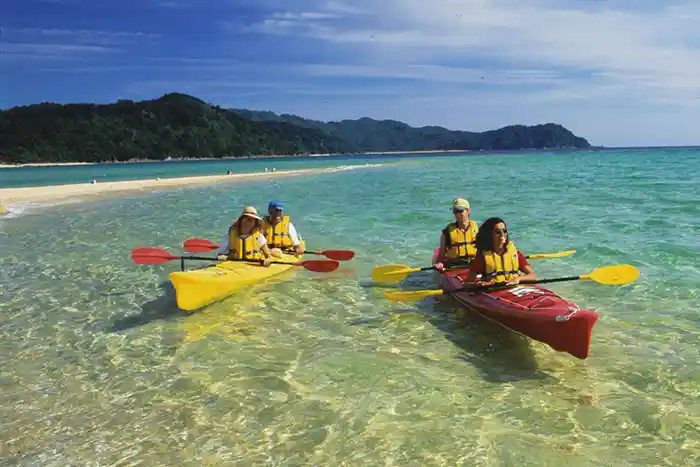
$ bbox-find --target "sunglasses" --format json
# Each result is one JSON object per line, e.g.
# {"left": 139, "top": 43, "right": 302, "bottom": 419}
{"left": 452, "top": 209, "right": 466, "bottom": 214}
{"left": 494, "top": 228, "right": 508, "bottom": 235}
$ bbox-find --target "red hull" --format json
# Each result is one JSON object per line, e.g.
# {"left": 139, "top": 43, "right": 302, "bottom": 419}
{"left": 432, "top": 249, "right": 599, "bottom": 359}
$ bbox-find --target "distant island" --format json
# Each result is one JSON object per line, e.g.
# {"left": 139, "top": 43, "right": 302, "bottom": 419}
{"left": 0, "top": 92, "right": 592, "bottom": 164}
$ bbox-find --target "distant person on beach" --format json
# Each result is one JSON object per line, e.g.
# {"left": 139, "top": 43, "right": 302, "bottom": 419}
{"left": 226, "top": 169, "right": 232, "bottom": 175}
{"left": 433, "top": 197, "right": 479, "bottom": 271}
{"left": 215, "top": 206, "right": 274, "bottom": 266}
{"left": 465, "top": 217, "right": 536, "bottom": 286}
{"left": 262, "top": 200, "right": 305, "bottom": 256}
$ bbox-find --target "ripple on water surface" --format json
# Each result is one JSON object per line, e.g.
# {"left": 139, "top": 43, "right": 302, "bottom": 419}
{"left": 1, "top": 152, "right": 699, "bottom": 465}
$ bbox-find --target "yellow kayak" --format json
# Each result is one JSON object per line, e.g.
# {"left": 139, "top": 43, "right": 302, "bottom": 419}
{"left": 169, "top": 245, "right": 303, "bottom": 311}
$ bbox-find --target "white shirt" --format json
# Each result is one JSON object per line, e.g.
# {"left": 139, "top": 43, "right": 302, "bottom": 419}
{"left": 286, "top": 222, "right": 302, "bottom": 246}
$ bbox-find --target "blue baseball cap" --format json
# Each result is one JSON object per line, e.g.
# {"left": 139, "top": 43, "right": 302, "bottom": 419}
{"left": 268, "top": 200, "right": 284, "bottom": 210}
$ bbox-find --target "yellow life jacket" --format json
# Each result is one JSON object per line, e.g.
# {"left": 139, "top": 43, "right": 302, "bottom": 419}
{"left": 263, "top": 215, "right": 293, "bottom": 249}
{"left": 442, "top": 220, "right": 479, "bottom": 260}
{"left": 482, "top": 240, "right": 521, "bottom": 283}
{"left": 227, "top": 226, "right": 263, "bottom": 260}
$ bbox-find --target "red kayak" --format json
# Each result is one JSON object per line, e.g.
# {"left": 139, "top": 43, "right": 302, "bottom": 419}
{"left": 432, "top": 249, "right": 599, "bottom": 359}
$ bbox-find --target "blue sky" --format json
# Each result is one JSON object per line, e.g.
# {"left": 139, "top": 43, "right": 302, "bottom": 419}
{"left": 3, "top": 0, "right": 700, "bottom": 147}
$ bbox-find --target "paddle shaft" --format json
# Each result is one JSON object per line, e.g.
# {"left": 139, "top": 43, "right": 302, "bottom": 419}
{"left": 183, "top": 239, "right": 353, "bottom": 260}
{"left": 180, "top": 255, "right": 296, "bottom": 266}
{"left": 270, "top": 248, "right": 354, "bottom": 261}
{"left": 520, "top": 275, "right": 580, "bottom": 285}
{"left": 456, "top": 275, "right": 583, "bottom": 293}
{"left": 135, "top": 253, "right": 297, "bottom": 270}
{"left": 446, "top": 243, "right": 574, "bottom": 260}
{"left": 384, "top": 264, "right": 638, "bottom": 301}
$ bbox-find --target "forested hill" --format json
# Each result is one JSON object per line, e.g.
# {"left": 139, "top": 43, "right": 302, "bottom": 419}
{"left": 232, "top": 109, "right": 592, "bottom": 153}
{"left": 0, "top": 93, "right": 591, "bottom": 164}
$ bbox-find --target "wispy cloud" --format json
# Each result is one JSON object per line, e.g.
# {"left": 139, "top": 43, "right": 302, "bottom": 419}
{"left": 1, "top": 42, "right": 117, "bottom": 55}
{"left": 0, "top": 26, "right": 160, "bottom": 62}
{"left": 35, "top": 58, "right": 244, "bottom": 72}
{"left": 240, "top": 0, "right": 700, "bottom": 105}
{"left": 153, "top": 0, "right": 206, "bottom": 8}
{"left": 304, "top": 63, "right": 568, "bottom": 86}
{"left": 122, "top": 78, "right": 404, "bottom": 97}
{"left": 5, "top": 27, "right": 160, "bottom": 45}
{"left": 7, "top": 0, "right": 700, "bottom": 145}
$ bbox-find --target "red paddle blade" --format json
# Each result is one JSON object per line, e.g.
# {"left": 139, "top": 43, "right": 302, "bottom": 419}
{"left": 320, "top": 250, "right": 355, "bottom": 261}
{"left": 183, "top": 238, "right": 219, "bottom": 253}
{"left": 297, "top": 260, "right": 340, "bottom": 273}
{"left": 131, "top": 247, "right": 180, "bottom": 264}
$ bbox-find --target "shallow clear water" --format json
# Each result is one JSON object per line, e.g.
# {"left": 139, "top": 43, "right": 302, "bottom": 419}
{"left": 0, "top": 152, "right": 463, "bottom": 188}
{"left": 1, "top": 150, "right": 699, "bottom": 466}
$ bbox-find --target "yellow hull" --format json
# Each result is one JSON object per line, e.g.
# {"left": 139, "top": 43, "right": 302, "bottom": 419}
{"left": 169, "top": 247, "right": 302, "bottom": 311}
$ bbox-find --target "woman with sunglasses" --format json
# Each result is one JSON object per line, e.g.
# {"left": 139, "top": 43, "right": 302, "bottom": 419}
{"left": 465, "top": 217, "right": 536, "bottom": 286}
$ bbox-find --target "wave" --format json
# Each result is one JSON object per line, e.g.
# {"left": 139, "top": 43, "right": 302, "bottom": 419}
{"left": 0, "top": 203, "right": 34, "bottom": 219}
{"left": 323, "top": 163, "right": 385, "bottom": 173}
{"left": 0, "top": 198, "right": 85, "bottom": 220}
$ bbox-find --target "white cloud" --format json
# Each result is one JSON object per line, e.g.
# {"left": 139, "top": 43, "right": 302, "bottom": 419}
{"left": 0, "top": 26, "right": 160, "bottom": 63}
{"left": 5, "top": 27, "right": 161, "bottom": 45}
{"left": 273, "top": 11, "right": 341, "bottom": 20}
{"left": 242, "top": 0, "right": 700, "bottom": 105}
{"left": 0, "top": 42, "right": 117, "bottom": 55}
{"left": 305, "top": 63, "right": 567, "bottom": 86}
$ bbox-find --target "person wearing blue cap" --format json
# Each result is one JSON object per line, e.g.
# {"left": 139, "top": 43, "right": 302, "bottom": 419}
{"left": 262, "top": 200, "right": 304, "bottom": 256}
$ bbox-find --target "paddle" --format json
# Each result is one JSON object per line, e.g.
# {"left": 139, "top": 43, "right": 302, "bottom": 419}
{"left": 182, "top": 238, "right": 355, "bottom": 261}
{"left": 371, "top": 249, "right": 577, "bottom": 284}
{"left": 131, "top": 247, "right": 340, "bottom": 272}
{"left": 383, "top": 264, "right": 640, "bottom": 301}
{"left": 448, "top": 240, "right": 578, "bottom": 257}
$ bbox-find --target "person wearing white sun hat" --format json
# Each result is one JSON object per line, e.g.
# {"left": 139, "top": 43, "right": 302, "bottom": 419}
{"left": 215, "top": 206, "right": 274, "bottom": 266}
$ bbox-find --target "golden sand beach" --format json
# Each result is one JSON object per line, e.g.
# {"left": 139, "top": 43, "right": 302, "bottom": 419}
{"left": 0, "top": 167, "right": 334, "bottom": 212}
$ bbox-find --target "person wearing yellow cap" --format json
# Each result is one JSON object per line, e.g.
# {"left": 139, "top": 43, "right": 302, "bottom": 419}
{"left": 215, "top": 206, "right": 274, "bottom": 266}
{"left": 433, "top": 197, "right": 479, "bottom": 271}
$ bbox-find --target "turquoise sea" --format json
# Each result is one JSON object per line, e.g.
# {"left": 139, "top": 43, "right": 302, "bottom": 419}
{"left": 1, "top": 149, "right": 699, "bottom": 466}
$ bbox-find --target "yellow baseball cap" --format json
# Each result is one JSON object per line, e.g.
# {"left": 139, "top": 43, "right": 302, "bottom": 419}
{"left": 452, "top": 198, "right": 470, "bottom": 210}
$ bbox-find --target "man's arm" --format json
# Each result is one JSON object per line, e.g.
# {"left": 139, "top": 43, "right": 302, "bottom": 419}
{"left": 288, "top": 222, "right": 304, "bottom": 255}
{"left": 288, "top": 222, "right": 301, "bottom": 245}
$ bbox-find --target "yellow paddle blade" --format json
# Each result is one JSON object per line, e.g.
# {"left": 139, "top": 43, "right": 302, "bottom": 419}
{"left": 527, "top": 249, "right": 577, "bottom": 259}
{"left": 371, "top": 264, "right": 416, "bottom": 283}
{"left": 580, "top": 264, "right": 640, "bottom": 285}
{"left": 383, "top": 289, "right": 445, "bottom": 301}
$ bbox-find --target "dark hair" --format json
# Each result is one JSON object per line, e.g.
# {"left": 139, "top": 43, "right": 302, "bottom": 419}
{"left": 475, "top": 217, "right": 508, "bottom": 252}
